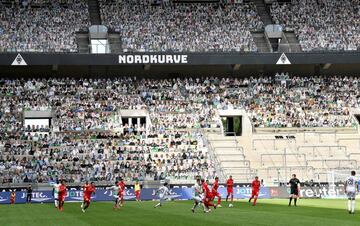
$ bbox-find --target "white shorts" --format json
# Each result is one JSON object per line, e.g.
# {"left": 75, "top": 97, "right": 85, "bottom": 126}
{"left": 347, "top": 191, "right": 356, "bottom": 199}
{"left": 159, "top": 195, "right": 165, "bottom": 200}
{"left": 113, "top": 195, "right": 120, "bottom": 199}
{"left": 193, "top": 196, "right": 202, "bottom": 202}
{"left": 54, "top": 194, "right": 58, "bottom": 199}
{"left": 159, "top": 195, "right": 170, "bottom": 200}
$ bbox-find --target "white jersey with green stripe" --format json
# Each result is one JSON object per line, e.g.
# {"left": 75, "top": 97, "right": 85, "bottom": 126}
{"left": 194, "top": 182, "right": 202, "bottom": 197}
{"left": 53, "top": 183, "right": 60, "bottom": 198}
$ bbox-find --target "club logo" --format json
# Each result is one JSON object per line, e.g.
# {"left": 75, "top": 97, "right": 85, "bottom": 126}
{"left": 11, "top": 54, "right": 27, "bottom": 66}
{"left": 276, "top": 53, "right": 291, "bottom": 65}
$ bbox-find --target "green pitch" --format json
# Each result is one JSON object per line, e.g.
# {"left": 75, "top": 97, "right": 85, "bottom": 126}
{"left": 0, "top": 199, "right": 359, "bottom": 226}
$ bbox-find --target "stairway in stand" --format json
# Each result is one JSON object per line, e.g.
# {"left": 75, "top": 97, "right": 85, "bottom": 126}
{"left": 284, "top": 32, "right": 302, "bottom": 52}
{"left": 206, "top": 133, "right": 256, "bottom": 182}
{"left": 252, "top": 32, "right": 271, "bottom": 53}
{"left": 88, "top": 0, "right": 101, "bottom": 25}
{"left": 253, "top": 0, "right": 273, "bottom": 26}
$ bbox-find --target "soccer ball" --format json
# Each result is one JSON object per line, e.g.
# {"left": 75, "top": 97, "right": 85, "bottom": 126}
{"left": 228, "top": 203, "right": 233, "bottom": 208}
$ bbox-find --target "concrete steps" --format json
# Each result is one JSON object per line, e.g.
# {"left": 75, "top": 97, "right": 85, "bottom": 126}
{"left": 207, "top": 133, "right": 255, "bottom": 182}
{"left": 284, "top": 32, "right": 302, "bottom": 52}
{"left": 76, "top": 32, "right": 90, "bottom": 53}
{"left": 252, "top": 0, "right": 273, "bottom": 26}
{"left": 108, "top": 33, "right": 122, "bottom": 53}
{"left": 88, "top": 0, "right": 101, "bottom": 25}
{"left": 252, "top": 32, "right": 271, "bottom": 52}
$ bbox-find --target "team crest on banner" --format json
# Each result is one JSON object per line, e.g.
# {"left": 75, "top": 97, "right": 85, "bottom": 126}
{"left": 11, "top": 53, "right": 27, "bottom": 66}
{"left": 276, "top": 53, "right": 291, "bottom": 65}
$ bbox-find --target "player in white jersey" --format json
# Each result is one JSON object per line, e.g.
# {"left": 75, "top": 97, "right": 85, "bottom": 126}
{"left": 52, "top": 180, "right": 60, "bottom": 208}
{"left": 192, "top": 176, "right": 206, "bottom": 213}
{"left": 154, "top": 183, "right": 170, "bottom": 208}
{"left": 106, "top": 181, "right": 121, "bottom": 210}
{"left": 344, "top": 171, "right": 358, "bottom": 214}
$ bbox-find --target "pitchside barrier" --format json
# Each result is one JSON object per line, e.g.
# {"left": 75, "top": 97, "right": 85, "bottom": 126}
{"left": 0, "top": 186, "right": 348, "bottom": 204}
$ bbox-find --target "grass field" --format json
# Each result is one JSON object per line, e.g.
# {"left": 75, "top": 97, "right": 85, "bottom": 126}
{"left": 1, "top": 199, "right": 360, "bottom": 226}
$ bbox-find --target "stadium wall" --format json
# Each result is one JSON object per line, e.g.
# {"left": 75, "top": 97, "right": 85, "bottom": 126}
{"left": 1, "top": 52, "right": 360, "bottom": 65}
{"left": 0, "top": 52, "right": 359, "bottom": 77}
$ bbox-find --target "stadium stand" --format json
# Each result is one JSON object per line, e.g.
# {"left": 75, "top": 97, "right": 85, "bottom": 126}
{"left": 0, "top": 0, "right": 358, "bottom": 53}
{"left": 0, "top": 0, "right": 358, "bottom": 187}
{"left": 247, "top": 130, "right": 360, "bottom": 184}
{"left": 1, "top": 76, "right": 360, "bottom": 185}
{"left": 0, "top": 130, "right": 215, "bottom": 184}
{"left": 270, "top": 0, "right": 360, "bottom": 52}
{"left": 0, "top": 0, "right": 90, "bottom": 52}
{"left": 1, "top": 4, "right": 360, "bottom": 226}
{"left": 91, "top": 1, "right": 262, "bottom": 52}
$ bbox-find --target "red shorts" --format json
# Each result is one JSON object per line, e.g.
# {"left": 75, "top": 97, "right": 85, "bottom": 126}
{"left": 203, "top": 197, "right": 211, "bottom": 203}
{"left": 10, "top": 198, "right": 15, "bottom": 204}
{"left": 59, "top": 196, "right": 65, "bottom": 202}
{"left": 206, "top": 193, "right": 214, "bottom": 201}
{"left": 84, "top": 196, "right": 91, "bottom": 203}
{"left": 135, "top": 191, "right": 140, "bottom": 196}
{"left": 118, "top": 191, "right": 124, "bottom": 198}
{"left": 212, "top": 191, "right": 220, "bottom": 197}
{"left": 227, "top": 188, "right": 233, "bottom": 194}
{"left": 252, "top": 190, "right": 259, "bottom": 197}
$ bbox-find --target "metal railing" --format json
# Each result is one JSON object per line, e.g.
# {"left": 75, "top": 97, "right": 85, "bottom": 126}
{"left": 337, "top": 138, "right": 360, "bottom": 148}
{"left": 223, "top": 131, "right": 244, "bottom": 153}
{"left": 201, "top": 132, "right": 227, "bottom": 182}
{"left": 297, "top": 145, "right": 348, "bottom": 158}
{"left": 260, "top": 165, "right": 315, "bottom": 184}
{"left": 78, "top": 43, "right": 112, "bottom": 54}
{"left": 213, "top": 147, "right": 245, "bottom": 159}
{"left": 252, "top": 135, "right": 296, "bottom": 151}
{"left": 254, "top": 126, "right": 358, "bottom": 134}
{"left": 260, "top": 152, "right": 306, "bottom": 167}
{"left": 307, "top": 159, "right": 357, "bottom": 169}
{"left": 302, "top": 131, "right": 338, "bottom": 143}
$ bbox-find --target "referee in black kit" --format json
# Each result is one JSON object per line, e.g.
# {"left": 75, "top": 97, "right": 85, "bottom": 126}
{"left": 26, "top": 184, "right": 33, "bottom": 204}
{"left": 288, "top": 174, "right": 300, "bottom": 206}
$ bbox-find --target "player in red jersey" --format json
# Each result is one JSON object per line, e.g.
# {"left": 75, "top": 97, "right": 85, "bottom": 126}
{"left": 81, "top": 182, "right": 96, "bottom": 212}
{"left": 202, "top": 179, "right": 216, "bottom": 212}
{"left": 249, "top": 176, "right": 261, "bottom": 206}
{"left": 226, "top": 175, "right": 234, "bottom": 203}
{"left": 117, "top": 178, "right": 126, "bottom": 207}
{"left": 10, "top": 190, "right": 16, "bottom": 205}
{"left": 211, "top": 177, "right": 222, "bottom": 207}
{"left": 58, "top": 180, "right": 67, "bottom": 211}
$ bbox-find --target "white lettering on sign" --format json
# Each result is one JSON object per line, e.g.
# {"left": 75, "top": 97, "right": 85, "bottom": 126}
{"left": 119, "top": 55, "right": 188, "bottom": 64}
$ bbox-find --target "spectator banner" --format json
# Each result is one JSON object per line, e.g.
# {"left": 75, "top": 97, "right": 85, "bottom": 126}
{"left": 0, "top": 187, "right": 270, "bottom": 204}
{"left": 268, "top": 186, "right": 346, "bottom": 199}
{"left": 0, "top": 52, "right": 359, "bottom": 66}
{"left": 0, "top": 186, "right": 349, "bottom": 204}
